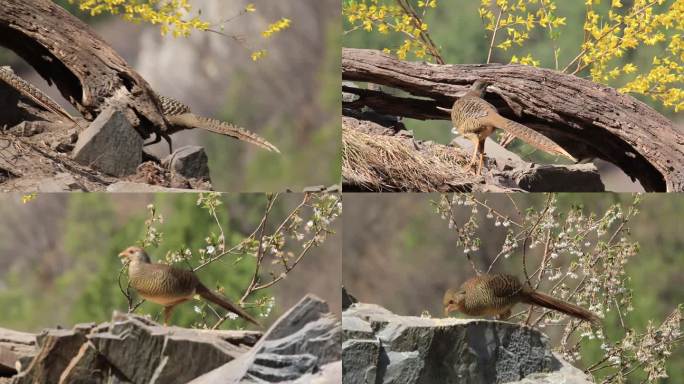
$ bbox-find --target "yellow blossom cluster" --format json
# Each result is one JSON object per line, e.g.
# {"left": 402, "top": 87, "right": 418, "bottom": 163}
{"left": 479, "top": 0, "right": 566, "bottom": 61}
{"left": 510, "top": 53, "right": 541, "bottom": 66}
{"left": 250, "top": 18, "right": 291, "bottom": 61}
{"left": 70, "top": 1, "right": 291, "bottom": 64}
{"left": 21, "top": 194, "right": 37, "bottom": 204}
{"left": 577, "top": 0, "right": 683, "bottom": 111}
{"left": 251, "top": 50, "right": 267, "bottom": 62}
{"left": 344, "top": 0, "right": 438, "bottom": 61}
{"left": 262, "top": 18, "right": 292, "bottom": 38}
{"left": 70, "top": 0, "right": 209, "bottom": 37}
{"left": 344, "top": 0, "right": 682, "bottom": 112}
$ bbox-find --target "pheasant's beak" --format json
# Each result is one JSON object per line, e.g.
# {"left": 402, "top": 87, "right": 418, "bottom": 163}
{"left": 444, "top": 304, "right": 455, "bottom": 317}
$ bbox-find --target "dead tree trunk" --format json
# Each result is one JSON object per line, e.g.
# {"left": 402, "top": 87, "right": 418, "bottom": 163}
{"left": 0, "top": 0, "right": 166, "bottom": 137}
{"left": 342, "top": 48, "right": 684, "bottom": 192}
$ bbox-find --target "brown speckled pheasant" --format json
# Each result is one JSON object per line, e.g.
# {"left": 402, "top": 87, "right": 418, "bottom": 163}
{"left": 443, "top": 273, "right": 599, "bottom": 324}
{"left": 0, "top": 66, "right": 278, "bottom": 154}
{"left": 119, "top": 246, "right": 260, "bottom": 326}
{"left": 444, "top": 80, "right": 574, "bottom": 174}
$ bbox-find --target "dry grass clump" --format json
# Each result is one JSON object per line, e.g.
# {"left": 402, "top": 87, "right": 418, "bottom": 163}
{"left": 342, "top": 126, "right": 473, "bottom": 192}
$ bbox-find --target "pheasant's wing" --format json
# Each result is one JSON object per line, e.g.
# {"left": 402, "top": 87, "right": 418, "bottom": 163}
{"left": 130, "top": 264, "right": 197, "bottom": 297}
{"left": 452, "top": 96, "right": 498, "bottom": 134}
{"left": 486, "top": 274, "right": 524, "bottom": 298}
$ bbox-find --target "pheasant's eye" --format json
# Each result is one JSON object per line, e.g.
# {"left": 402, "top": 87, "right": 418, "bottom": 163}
{"left": 448, "top": 300, "right": 455, "bottom": 305}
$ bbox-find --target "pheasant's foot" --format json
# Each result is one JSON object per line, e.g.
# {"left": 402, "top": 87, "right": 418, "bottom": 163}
{"left": 496, "top": 309, "right": 512, "bottom": 320}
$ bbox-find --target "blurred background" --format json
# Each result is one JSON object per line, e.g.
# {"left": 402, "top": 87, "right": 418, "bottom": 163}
{"left": 343, "top": 193, "right": 683, "bottom": 382}
{"left": 0, "top": 193, "right": 341, "bottom": 331}
{"left": 0, "top": 0, "right": 341, "bottom": 191}
{"left": 343, "top": 1, "right": 684, "bottom": 192}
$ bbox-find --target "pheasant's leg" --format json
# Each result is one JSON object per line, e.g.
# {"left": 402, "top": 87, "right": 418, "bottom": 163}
{"left": 496, "top": 309, "right": 512, "bottom": 320}
{"left": 144, "top": 132, "right": 162, "bottom": 146}
{"left": 143, "top": 132, "right": 174, "bottom": 153}
{"left": 476, "top": 137, "right": 486, "bottom": 175}
{"left": 163, "top": 305, "right": 176, "bottom": 326}
{"left": 162, "top": 133, "right": 173, "bottom": 154}
{"left": 464, "top": 136, "right": 479, "bottom": 172}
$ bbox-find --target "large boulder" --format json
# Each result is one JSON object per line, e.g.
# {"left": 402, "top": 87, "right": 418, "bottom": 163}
{"left": 1, "top": 295, "right": 340, "bottom": 384}
{"left": 0, "top": 328, "right": 36, "bottom": 377}
{"left": 191, "top": 294, "right": 341, "bottom": 383}
{"left": 343, "top": 302, "right": 592, "bottom": 384}
{"left": 72, "top": 108, "right": 143, "bottom": 177}
{"left": 8, "top": 314, "right": 260, "bottom": 384}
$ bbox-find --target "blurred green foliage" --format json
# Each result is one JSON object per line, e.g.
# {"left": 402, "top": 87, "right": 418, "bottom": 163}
{"left": 207, "top": 21, "right": 342, "bottom": 191}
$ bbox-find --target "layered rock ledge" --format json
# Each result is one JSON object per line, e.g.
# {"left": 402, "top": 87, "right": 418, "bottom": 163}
{"left": 0, "top": 294, "right": 340, "bottom": 384}
{"left": 342, "top": 298, "right": 592, "bottom": 384}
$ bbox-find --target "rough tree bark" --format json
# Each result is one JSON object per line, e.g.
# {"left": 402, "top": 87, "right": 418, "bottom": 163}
{"left": 342, "top": 48, "right": 684, "bottom": 192}
{"left": 0, "top": 0, "right": 166, "bottom": 138}
{"left": 0, "top": 0, "right": 214, "bottom": 191}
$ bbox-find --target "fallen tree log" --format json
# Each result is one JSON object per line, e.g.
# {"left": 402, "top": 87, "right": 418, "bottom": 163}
{"left": 342, "top": 48, "right": 684, "bottom": 192}
{"left": 0, "top": 1, "right": 218, "bottom": 191}
{"left": 0, "top": 0, "right": 166, "bottom": 138}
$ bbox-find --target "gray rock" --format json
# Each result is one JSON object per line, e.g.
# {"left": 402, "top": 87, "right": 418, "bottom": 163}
{"left": 58, "top": 342, "right": 120, "bottom": 384}
{"left": 105, "top": 181, "right": 199, "bottom": 192}
{"left": 452, "top": 136, "right": 605, "bottom": 192}
{"left": 191, "top": 294, "right": 341, "bottom": 383}
{"left": 72, "top": 108, "right": 142, "bottom": 176}
{"left": 342, "top": 339, "right": 379, "bottom": 384}
{"left": 248, "top": 353, "right": 318, "bottom": 381}
{"left": 5, "top": 314, "right": 261, "bottom": 384}
{"left": 86, "top": 316, "right": 250, "bottom": 384}
{"left": 343, "top": 302, "right": 591, "bottom": 384}
{"left": 506, "top": 163, "right": 604, "bottom": 192}
{"left": 36, "top": 173, "right": 83, "bottom": 192}
{"left": 5, "top": 121, "right": 45, "bottom": 137}
{"left": 293, "top": 361, "right": 341, "bottom": 384}
{"left": 325, "top": 185, "right": 342, "bottom": 193}
{"left": 303, "top": 185, "right": 326, "bottom": 193}
{"left": 13, "top": 328, "right": 88, "bottom": 384}
{"left": 342, "top": 286, "right": 358, "bottom": 311}
{"left": 342, "top": 316, "right": 373, "bottom": 340}
{"left": 2, "top": 297, "right": 341, "bottom": 384}
{"left": 0, "top": 328, "right": 35, "bottom": 377}
{"left": 163, "top": 146, "right": 210, "bottom": 180}
{"left": 508, "top": 354, "right": 592, "bottom": 384}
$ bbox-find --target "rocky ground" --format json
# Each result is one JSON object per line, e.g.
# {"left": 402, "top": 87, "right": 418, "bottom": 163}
{"left": 0, "top": 106, "right": 215, "bottom": 192}
{"left": 341, "top": 117, "right": 604, "bottom": 193}
{"left": 342, "top": 288, "right": 592, "bottom": 384}
{"left": 0, "top": 295, "right": 340, "bottom": 383}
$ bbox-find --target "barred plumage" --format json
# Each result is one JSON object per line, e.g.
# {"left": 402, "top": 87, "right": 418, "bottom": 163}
{"left": 129, "top": 263, "right": 197, "bottom": 299}
{"left": 443, "top": 273, "right": 599, "bottom": 324}
{"left": 450, "top": 80, "right": 574, "bottom": 174}
{"left": 158, "top": 95, "right": 192, "bottom": 115}
{"left": 119, "top": 246, "right": 260, "bottom": 326}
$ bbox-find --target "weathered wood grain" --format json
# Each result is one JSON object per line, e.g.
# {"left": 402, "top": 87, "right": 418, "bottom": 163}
{"left": 342, "top": 48, "right": 684, "bottom": 192}
{"left": 0, "top": 0, "right": 166, "bottom": 138}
